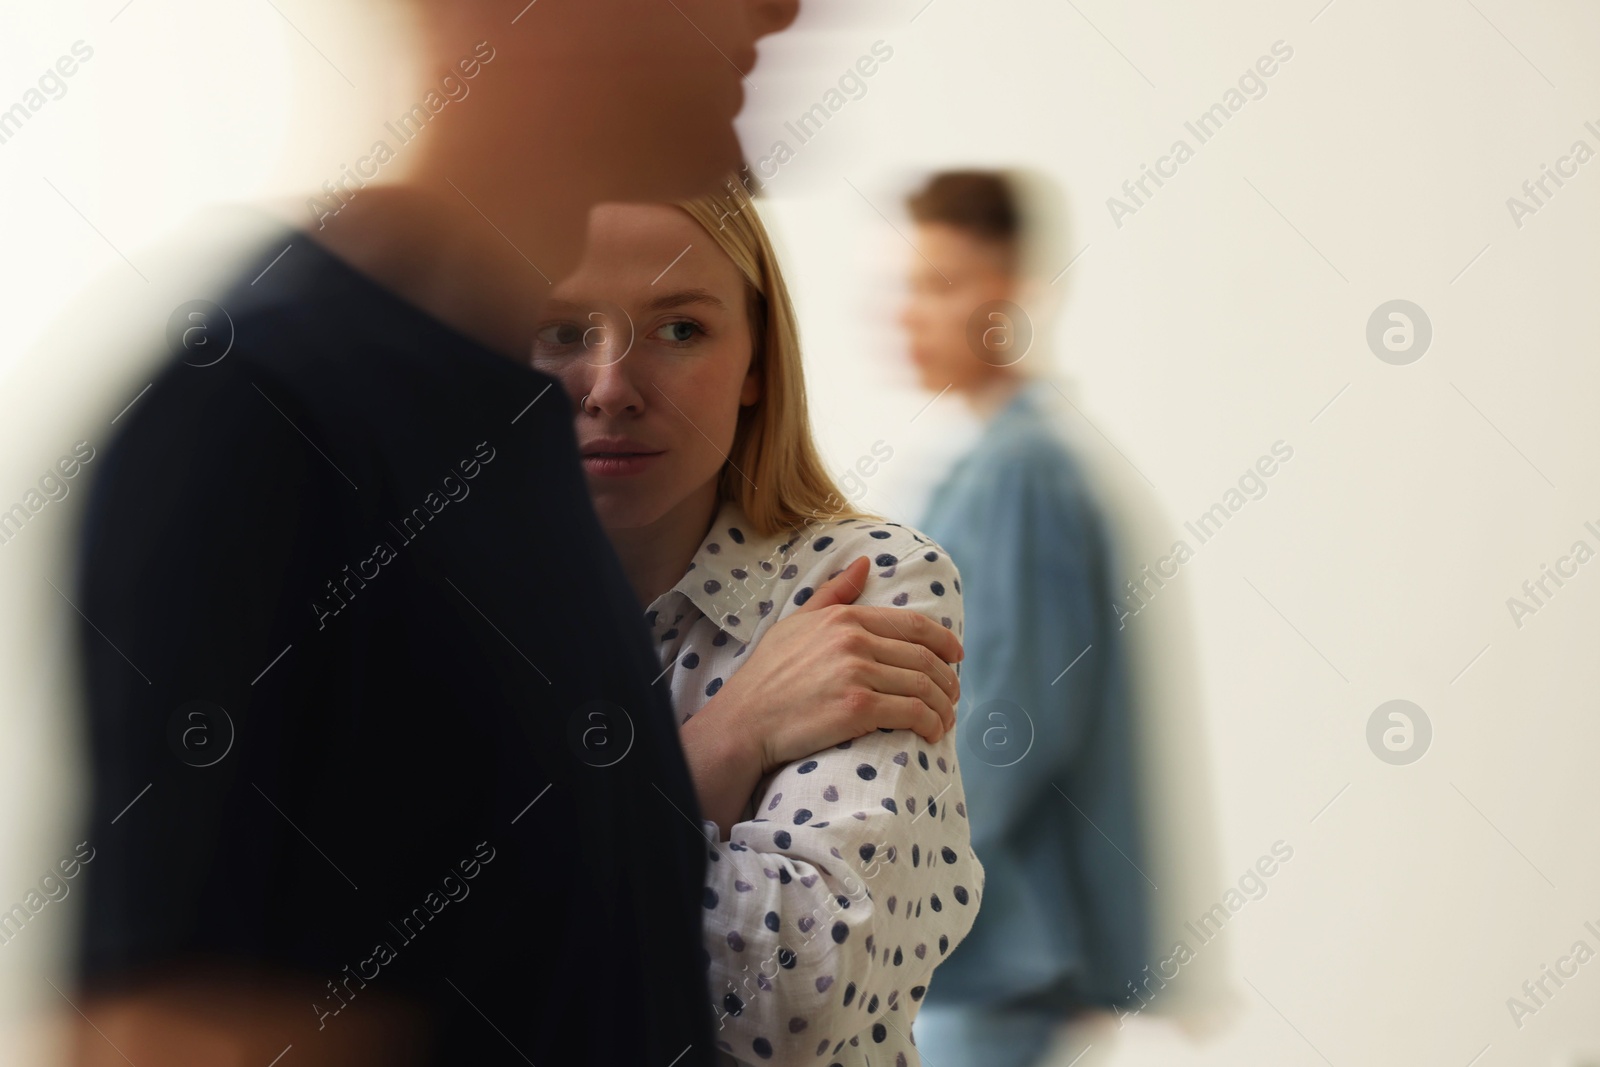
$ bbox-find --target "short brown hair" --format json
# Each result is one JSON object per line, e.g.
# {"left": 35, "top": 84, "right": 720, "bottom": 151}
{"left": 905, "top": 168, "right": 1069, "bottom": 284}
{"left": 905, "top": 170, "right": 1020, "bottom": 246}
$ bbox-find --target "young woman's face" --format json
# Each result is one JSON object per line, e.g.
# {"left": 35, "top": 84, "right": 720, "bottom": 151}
{"left": 533, "top": 203, "right": 761, "bottom": 532}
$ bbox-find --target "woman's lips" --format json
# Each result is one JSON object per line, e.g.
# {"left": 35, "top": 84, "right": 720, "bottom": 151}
{"left": 581, "top": 451, "right": 664, "bottom": 477}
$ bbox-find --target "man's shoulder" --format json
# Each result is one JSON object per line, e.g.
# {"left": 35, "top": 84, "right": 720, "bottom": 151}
{"left": 154, "top": 202, "right": 469, "bottom": 385}
{"left": 953, "top": 413, "right": 1100, "bottom": 512}
{"left": 983, "top": 409, "right": 1082, "bottom": 470}
{"left": 97, "top": 205, "right": 556, "bottom": 487}
{"left": 105, "top": 213, "right": 381, "bottom": 425}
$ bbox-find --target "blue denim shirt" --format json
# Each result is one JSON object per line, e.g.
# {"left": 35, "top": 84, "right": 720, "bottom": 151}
{"left": 917, "top": 378, "right": 1149, "bottom": 1010}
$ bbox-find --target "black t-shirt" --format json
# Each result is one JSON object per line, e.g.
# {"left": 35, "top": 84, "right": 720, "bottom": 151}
{"left": 72, "top": 204, "right": 715, "bottom": 1065}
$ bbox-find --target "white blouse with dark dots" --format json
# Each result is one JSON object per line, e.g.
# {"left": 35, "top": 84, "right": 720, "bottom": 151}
{"left": 645, "top": 498, "right": 985, "bottom": 1067}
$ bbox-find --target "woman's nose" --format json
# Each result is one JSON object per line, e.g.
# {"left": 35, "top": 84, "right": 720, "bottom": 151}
{"left": 583, "top": 356, "right": 646, "bottom": 416}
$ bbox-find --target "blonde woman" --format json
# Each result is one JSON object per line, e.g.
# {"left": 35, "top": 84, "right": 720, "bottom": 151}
{"left": 530, "top": 188, "right": 985, "bottom": 1066}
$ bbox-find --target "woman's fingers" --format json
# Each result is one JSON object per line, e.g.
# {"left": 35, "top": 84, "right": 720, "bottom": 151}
{"left": 846, "top": 604, "right": 964, "bottom": 664}
{"left": 725, "top": 574, "right": 965, "bottom": 759}
{"left": 844, "top": 687, "right": 940, "bottom": 748}
{"left": 791, "top": 555, "right": 870, "bottom": 615}
{"left": 851, "top": 632, "right": 959, "bottom": 724}
{"left": 851, "top": 660, "right": 955, "bottom": 739}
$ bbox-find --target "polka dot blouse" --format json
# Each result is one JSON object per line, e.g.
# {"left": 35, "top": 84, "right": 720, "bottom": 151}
{"left": 645, "top": 497, "right": 986, "bottom": 1067}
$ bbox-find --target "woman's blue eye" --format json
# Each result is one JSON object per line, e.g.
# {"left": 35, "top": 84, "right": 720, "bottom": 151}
{"left": 653, "top": 321, "right": 701, "bottom": 344}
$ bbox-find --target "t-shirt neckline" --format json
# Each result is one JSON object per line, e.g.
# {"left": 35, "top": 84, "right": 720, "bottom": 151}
{"left": 216, "top": 200, "right": 556, "bottom": 388}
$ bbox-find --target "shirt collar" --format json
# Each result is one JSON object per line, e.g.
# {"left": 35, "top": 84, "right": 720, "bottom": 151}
{"left": 1000, "top": 376, "right": 1052, "bottom": 419}
{"left": 656, "top": 497, "right": 797, "bottom": 639}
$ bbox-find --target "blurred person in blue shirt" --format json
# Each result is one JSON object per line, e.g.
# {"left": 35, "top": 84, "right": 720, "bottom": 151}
{"left": 900, "top": 170, "right": 1152, "bottom": 1066}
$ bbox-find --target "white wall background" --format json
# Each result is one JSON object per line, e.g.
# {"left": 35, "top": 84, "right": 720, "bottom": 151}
{"left": 0, "top": 1, "right": 1597, "bottom": 1064}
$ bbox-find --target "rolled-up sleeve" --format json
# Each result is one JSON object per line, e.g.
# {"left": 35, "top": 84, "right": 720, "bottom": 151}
{"left": 699, "top": 544, "right": 984, "bottom": 1063}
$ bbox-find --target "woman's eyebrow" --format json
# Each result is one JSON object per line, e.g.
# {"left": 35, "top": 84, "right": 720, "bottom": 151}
{"left": 639, "top": 287, "right": 728, "bottom": 314}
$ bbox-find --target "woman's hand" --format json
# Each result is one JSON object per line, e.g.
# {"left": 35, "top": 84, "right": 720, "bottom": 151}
{"left": 719, "top": 554, "right": 962, "bottom": 770}
{"left": 680, "top": 555, "right": 964, "bottom": 834}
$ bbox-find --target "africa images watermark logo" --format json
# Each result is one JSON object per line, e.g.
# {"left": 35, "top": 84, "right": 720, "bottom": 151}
{"left": 1116, "top": 840, "right": 1295, "bottom": 1026}
{"left": 307, "top": 41, "right": 499, "bottom": 230}
{"left": 1505, "top": 919, "right": 1600, "bottom": 1031}
{"left": 314, "top": 841, "right": 496, "bottom": 1030}
{"left": 1366, "top": 300, "right": 1431, "bottom": 365}
{"left": 1365, "top": 700, "right": 1431, "bottom": 766}
{"left": 311, "top": 441, "right": 498, "bottom": 630}
{"left": 1107, "top": 40, "right": 1295, "bottom": 228}
{"left": 0, "top": 40, "right": 95, "bottom": 149}
{"left": 1504, "top": 518, "right": 1600, "bottom": 631}
{"left": 1115, "top": 441, "right": 1295, "bottom": 628}
{"left": 1503, "top": 118, "right": 1600, "bottom": 231}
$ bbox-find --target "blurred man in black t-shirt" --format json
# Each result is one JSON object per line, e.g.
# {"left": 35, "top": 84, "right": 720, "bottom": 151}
{"left": 67, "top": 2, "right": 800, "bottom": 1064}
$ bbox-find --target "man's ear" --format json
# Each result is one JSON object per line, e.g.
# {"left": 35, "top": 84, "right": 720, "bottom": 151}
{"left": 1012, "top": 274, "right": 1061, "bottom": 328}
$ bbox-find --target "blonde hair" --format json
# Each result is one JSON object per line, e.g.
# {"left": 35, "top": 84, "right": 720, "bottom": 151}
{"left": 674, "top": 185, "right": 881, "bottom": 538}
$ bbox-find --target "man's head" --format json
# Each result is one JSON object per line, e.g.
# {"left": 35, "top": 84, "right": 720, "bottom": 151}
{"left": 411, "top": 0, "right": 800, "bottom": 205}
{"left": 898, "top": 169, "right": 1060, "bottom": 394}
